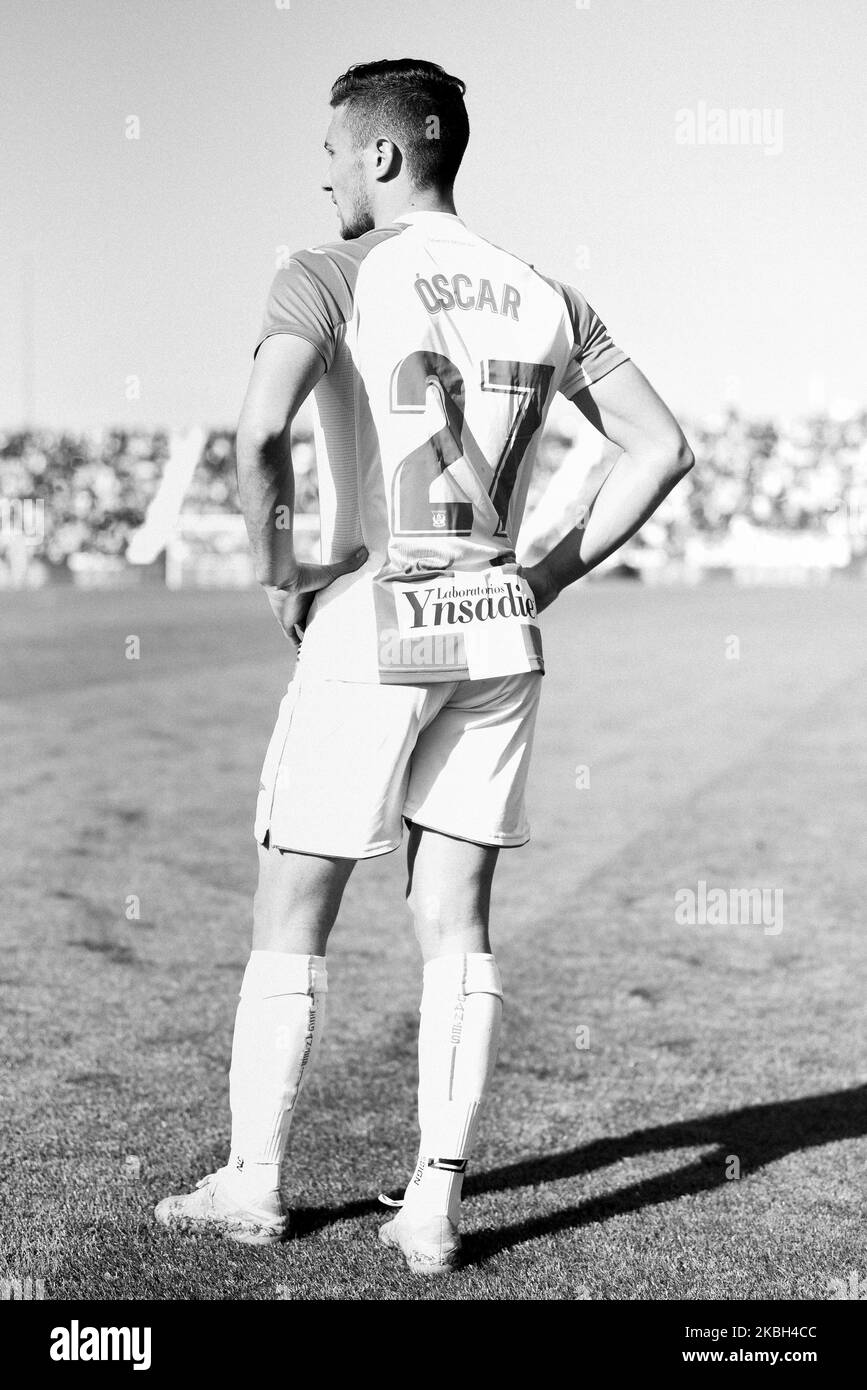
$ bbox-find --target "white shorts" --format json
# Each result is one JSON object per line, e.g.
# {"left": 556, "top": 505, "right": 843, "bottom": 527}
{"left": 254, "top": 666, "right": 543, "bottom": 859}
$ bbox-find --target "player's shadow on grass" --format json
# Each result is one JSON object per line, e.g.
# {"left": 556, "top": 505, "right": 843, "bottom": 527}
{"left": 292, "top": 1084, "right": 867, "bottom": 1251}
{"left": 456, "top": 1084, "right": 867, "bottom": 1266}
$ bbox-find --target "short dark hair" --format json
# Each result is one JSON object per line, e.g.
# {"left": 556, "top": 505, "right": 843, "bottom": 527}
{"left": 330, "top": 58, "right": 469, "bottom": 192}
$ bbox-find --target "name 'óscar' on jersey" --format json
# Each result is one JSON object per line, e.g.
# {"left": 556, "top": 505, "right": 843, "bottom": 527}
{"left": 255, "top": 210, "right": 628, "bottom": 684}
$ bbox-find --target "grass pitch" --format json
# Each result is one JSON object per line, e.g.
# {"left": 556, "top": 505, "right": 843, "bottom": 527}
{"left": 1, "top": 579, "right": 864, "bottom": 1301}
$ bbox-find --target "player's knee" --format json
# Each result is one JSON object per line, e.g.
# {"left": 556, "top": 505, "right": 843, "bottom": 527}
{"left": 252, "top": 849, "right": 309, "bottom": 937}
{"left": 407, "top": 884, "right": 446, "bottom": 936}
{"left": 407, "top": 884, "right": 486, "bottom": 942}
{"left": 252, "top": 877, "right": 280, "bottom": 938}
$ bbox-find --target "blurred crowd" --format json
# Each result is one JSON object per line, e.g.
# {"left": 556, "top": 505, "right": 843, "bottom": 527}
{"left": 0, "top": 428, "right": 317, "bottom": 582}
{"left": 633, "top": 408, "right": 867, "bottom": 563}
{"left": 1, "top": 408, "right": 865, "bottom": 584}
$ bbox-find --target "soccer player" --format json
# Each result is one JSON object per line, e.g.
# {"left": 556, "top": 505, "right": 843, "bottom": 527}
{"left": 155, "top": 58, "right": 693, "bottom": 1274}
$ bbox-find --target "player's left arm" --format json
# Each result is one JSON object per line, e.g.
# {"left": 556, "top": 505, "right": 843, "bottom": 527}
{"left": 522, "top": 360, "right": 694, "bottom": 609}
{"left": 236, "top": 334, "right": 366, "bottom": 641}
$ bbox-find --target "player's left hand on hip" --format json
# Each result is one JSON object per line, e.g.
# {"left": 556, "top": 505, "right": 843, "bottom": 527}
{"left": 265, "top": 546, "right": 368, "bottom": 646}
{"left": 518, "top": 560, "right": 559, "bottom": 614}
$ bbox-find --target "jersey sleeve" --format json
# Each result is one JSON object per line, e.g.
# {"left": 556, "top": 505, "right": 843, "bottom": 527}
{"left": 254, "top": 249, "right": 353, "bottom": 369}
{"left": 550, "top": 279, "right": 629, "bottom": 396}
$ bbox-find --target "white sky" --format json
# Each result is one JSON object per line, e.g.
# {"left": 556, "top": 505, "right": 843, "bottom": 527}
{"left": 1, "top": 0, "right": 864, "bottom": 429}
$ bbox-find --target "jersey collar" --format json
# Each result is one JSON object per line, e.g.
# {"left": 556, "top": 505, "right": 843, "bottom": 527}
{"left": 392, "top": 210, "right": 466, "bottom": 227}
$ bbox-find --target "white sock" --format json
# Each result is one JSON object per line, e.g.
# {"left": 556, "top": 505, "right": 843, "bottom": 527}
{"left": 402, "top": 952, "right": 503, "bottom": 1226}
{"left": 226, "top": 950, "right": 327, "bottom": 1201}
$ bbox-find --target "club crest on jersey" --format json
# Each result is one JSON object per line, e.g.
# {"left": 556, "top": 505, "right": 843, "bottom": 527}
{"left": 414, "top": 273, "right": 521, "bottom": 321}
{"left": 432, "top": 510, "right": 447, "bottom": 529}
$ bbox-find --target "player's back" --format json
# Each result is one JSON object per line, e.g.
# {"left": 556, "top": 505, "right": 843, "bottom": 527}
{"left": 256, "top": 210, "right": 627, "bottom": 682}
{"left": 350, "top": 212, "right": 569, "bottom": 576}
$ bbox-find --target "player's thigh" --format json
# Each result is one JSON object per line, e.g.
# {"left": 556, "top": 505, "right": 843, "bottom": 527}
{"left": 404, "top": 672, "right": 543, "bottom": 849}
{"left": 405, "top": 823, "right": 499, "bottom": 959}
{"left": 253, "top": 842, "right": 355, "bottom": 954}
{"left": 256, "top": 670, "right": 437, "bottom": 859}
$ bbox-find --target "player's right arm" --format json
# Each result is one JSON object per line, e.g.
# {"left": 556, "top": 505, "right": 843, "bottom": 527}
{"left": 236, "top": 333, "right": 323, "bottom": 589}
{"left": 236, "top": 304, "right": 365, "bottom": 643}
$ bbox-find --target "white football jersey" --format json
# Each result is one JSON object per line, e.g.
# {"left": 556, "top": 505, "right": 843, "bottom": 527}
{"left": 256, "top": 211, "right": 628, "bottom": 682}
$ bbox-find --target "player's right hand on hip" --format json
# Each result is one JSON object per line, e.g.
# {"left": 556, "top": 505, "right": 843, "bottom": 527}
{"left": 265, "top": 546, "right": 368, "bottom": 647}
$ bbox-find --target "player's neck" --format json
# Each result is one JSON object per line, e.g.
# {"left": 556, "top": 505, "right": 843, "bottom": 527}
{"left": 375, "top": 188, "right": 458, "bottom": 228}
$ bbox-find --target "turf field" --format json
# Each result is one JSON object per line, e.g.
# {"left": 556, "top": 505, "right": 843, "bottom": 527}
{"left": 1, "top": 579, "right": 865, "bottom": 1301}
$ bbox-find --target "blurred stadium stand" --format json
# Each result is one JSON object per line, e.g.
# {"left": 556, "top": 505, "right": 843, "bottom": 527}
{"left": 1, "top": 407, "right": 865, "bottom": 588}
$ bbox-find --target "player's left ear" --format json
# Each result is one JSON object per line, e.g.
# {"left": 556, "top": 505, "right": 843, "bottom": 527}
{"left": 370, "top": 136, "right": 401, "bottom": 183}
